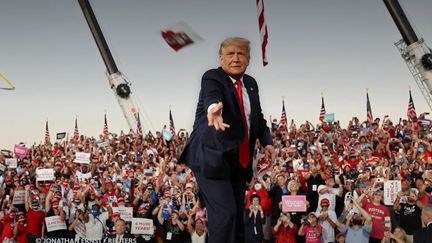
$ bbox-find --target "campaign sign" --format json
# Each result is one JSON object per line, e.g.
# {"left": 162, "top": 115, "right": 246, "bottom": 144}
{"left": 282, "top": 195, "right": 307, "bottom": 212}
{"left": 131, "top": 218, "right": 154, "bottom": 235}
{"left": 5, "top": 158, "right": 17, "bottom": 168}
{"left": 76, "top": 171, "right": 92, "bottom": 180}
{"left": 45, "top": 216, "right": 67, "bottom": 232}
{"left": 12, "top": 190, "right": 25, "bottom": 205}
{"left": 384, "top": 180, "right": 401, "bottom": 205}
{"left": 36, "top": 168, "right": 55, "bottom": 181}
{"left": 74, "top": 152, "right": 90, "bottom": 164}
{"left": 113, "top": 206, "right": 133, "bottom": 221}
{"left": 13, "top": 144, "right": 28, "bottom": 158}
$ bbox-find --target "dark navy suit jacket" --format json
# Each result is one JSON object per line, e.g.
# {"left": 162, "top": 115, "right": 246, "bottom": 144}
{"left": 414, "top": 223, "right": 432, "bottom": 243}
{"left": 179, "top": 67, "right": 272, "bottom": 181}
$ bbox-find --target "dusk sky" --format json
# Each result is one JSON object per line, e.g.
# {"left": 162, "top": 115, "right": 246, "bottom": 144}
{"left": 1, "top": 0, "right": 432, "bottom": 150}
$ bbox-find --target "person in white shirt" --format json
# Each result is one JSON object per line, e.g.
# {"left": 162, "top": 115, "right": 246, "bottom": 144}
{"left": 316, "top": 176, "right": 343, "bottom": 212}
{"left": 315, "top": 198, "right": 337, "bottom": 243}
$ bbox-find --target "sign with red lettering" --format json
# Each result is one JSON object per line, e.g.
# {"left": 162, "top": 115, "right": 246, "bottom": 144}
{"left": 384, "top": 180, "right": 401, "bottom": 205}
{"left": 45, "top": 216, "right": 67, "bottom": 232}
{"left": 131, "top": 218, "right": 154, "bottom": 235}
{"left": 282, "top": 195, "right": 307, "bottom": 212}
{"left": 12, "top": 190, "right": 25, "bottom": 205}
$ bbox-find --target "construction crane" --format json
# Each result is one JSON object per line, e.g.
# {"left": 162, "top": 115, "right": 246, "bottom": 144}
{"left": 77, "top": 0, "right": 140, "bottom": 130}
{"left": 383, "top": 0, "right": 432, "bottom": 111}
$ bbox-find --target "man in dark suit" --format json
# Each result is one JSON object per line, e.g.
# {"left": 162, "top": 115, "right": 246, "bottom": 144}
{"left": 179, "top": 37, "right": 275, "bottom": 243}
{"left": 105, "top": 219, "right": 134, "bottom": 243}
{"left": 414, "top": 204, "right": 432, "bottom": 243}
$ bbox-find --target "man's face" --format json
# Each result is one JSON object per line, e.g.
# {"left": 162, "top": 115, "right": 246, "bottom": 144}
{"left": 115, "top": 220, "right": 126, "bottom": 235}
{"left": 219, "top": 43, "right": 249, "bottom": 79}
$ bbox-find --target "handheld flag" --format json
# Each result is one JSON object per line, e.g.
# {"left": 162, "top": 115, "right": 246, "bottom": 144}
{"left": 103, "top": 113, "right": 109, "bottom": 137}
{"left": 73, "top": 117, "right": 79, "bottom": 141}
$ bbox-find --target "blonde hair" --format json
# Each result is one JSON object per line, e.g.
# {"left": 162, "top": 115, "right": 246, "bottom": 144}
{"left": 287, "top": 180, "right": 299, "bottom": 193}
{"left": 219, "top": 37, "right": 250, "bottom": 56}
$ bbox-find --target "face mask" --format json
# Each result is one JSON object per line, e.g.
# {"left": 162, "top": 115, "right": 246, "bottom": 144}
{"left": 254, "top": 183, "right": 262, "bottom": 191}
{"left": 418, "top": 147, "right": 424, "bottom": 153}
{"left": 91, "top": 208, "right": 101, "bottom": 218}
{"left": 352, "top": 219, "right": 363, "bottom": 226}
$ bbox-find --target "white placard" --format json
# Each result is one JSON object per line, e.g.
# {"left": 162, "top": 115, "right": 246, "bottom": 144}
{"left": 113, "top": 206, "right": 133, "bottom": 222}
{"left": 5, "top": 158, "right": 17, "bottom": 169}
{"left": 36, "top": 168, "right": 55, "bottom": 181}
{"left": 76, "top": 171, "right": 92, "bottom": 181}
{"left": 74, "top": 152, "right": 91, "bottom": 164}
{"left": 384, "top": 180, "right": 401, "bottom": 206}
{"left": 45, "top": 216, "right": 67, "bottom": 232}
{"left": 131, "top": 218, "right": 154, "bottom": 235}
{"left": 12, "top": 190, "right": 25, "bottom": 205}
{"left": 74, "top": 220, "right": 86, "bottom": 237}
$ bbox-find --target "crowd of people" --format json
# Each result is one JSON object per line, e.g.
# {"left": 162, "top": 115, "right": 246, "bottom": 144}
{"left": 1, "top": 114, "right": 432, "bottom": 243}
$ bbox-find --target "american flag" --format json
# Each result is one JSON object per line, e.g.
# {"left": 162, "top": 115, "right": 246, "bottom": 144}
{"left": 136, "top": 112, "right": 143, "bottom": 137}
{"left": 256, "top": 0, "right": 269, "bottom": 66}
{"left": 73, "top": 117, "right": 79, "bottom": 141}
{"left": 366, "top": 92, "right": 373, "bottom": 124}
{"left": 319, "top": 96, "right": 326, "bottom": 122}
{"left": 278, "top": 99, "right": 287, "bottom": 132}
{"left": 169, "top": 109, "right": 176, "bottom": 135}
{"left": 103, "top": 113, "right": 109, "bottom": 137}
{"left": 407, "top": 90, "right": 417, "bottom": 121}
{"left": 45, "top": 120, "right": 50, "bottom": 144}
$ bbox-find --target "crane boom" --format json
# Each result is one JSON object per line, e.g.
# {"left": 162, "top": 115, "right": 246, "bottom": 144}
{"left": 383, "top": 0, "right": 432, "bottom": 111}
{"left": 77, "top": 0, "right": 140, "bottom": 130}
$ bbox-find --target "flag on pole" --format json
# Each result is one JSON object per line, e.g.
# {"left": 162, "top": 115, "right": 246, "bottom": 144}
{"left": 169, "top": 109, "right": 176, "bottom": 135}
{"left": 45, "top": 120, "right": 50, "bottom": 144}
{"left": 73, "top": 117, "right": 79, "bottom": 141}
{"left": 278, "top": 99, "right": 287, "bottom": 132}
{"left": 366, "top": 92, "right": 373, "bottom": 124}
{"left": 256, "top": 0, "right": 269, "bottom": 66}
{"left": 136, "top": 113, "right": 143, "bottom": 137}
{"left": 319, "top": 95, "right": 326, "bottom": 122}
{"left": 407, "top": 90, "right": 417, "bottom": 121}
{"left": 103, "top": 113, "right": 109, "bottom": 138}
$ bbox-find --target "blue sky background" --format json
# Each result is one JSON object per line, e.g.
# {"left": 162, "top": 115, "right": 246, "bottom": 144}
{"left": 1, "top": 0, "right": 432, "bottom": 149}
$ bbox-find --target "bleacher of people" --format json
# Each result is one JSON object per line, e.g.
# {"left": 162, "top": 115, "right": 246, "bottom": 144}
{"left": 1, "top": 113, "right": 432, "bottom": 243}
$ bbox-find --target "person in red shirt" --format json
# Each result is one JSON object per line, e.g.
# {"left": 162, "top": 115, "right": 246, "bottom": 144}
{"left": 298, "top": 213, "right": 323, "bottom": 243}
{"left": 359, "top": 190, "right": 390, "bottom": 243}
{"left": 14, "top": 212, "right": 27, "bottom": 243}
{"left": 272, "top": 212, "right": 298, "bottom": 243}
{"left": 25, "top": 187, "right": 45, "bottom": 243}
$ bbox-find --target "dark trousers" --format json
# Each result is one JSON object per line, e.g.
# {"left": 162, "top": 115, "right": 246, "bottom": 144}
{"left": 195, "top": 156, "right": 247, "bottom": 243}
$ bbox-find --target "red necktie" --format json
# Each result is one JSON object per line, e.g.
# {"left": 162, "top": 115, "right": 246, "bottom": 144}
{"left": 235, "top": 80, "right": 250, "bottom": 168}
